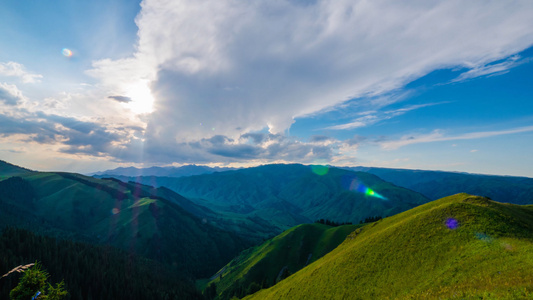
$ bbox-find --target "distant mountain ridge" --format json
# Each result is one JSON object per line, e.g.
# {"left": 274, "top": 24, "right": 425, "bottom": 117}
{"left": 90, "top": 164, "right": 237, "bottom": 177}
{"left": 94, "top": 163, "right": 533, "bottom": 207}
{"left": 343, "top": 166, "right": 533, "bottom": 205}
{"left": 100, "top": 164, "right": 431, "bottom": 232}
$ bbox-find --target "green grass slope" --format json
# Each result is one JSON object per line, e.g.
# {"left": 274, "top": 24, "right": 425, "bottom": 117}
{"left": 0, "top": 171, "right": 247, "bottom": 278}
{"left": 247, "top": 194, "right": 533, "bottom": 299}
{"left": 209, "top": 223, "right": 361, "bottom": 300}
{"left": 0, "top": 160, "right": 33, "bottom": 178}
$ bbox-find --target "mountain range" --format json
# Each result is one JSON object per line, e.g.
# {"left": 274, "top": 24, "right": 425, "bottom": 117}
{"left": 0, "top": 160, "right": 247, "bottom": 278}
{"left": 2, "top": 159, "right": 533, "bottom": 299}
{"left": 96, "top": 164, "right": 533, "bottom": 208}
{"left": 89, "top": 165, "right": 237, "bottom": 177}
{"left": 95, "top": 164, "right": 430, "bottom": 233}
{"left": 344, "top": 166, "right": 533, "bottom": 205}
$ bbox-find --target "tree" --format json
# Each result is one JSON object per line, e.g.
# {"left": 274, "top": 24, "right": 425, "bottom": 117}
{"left": 246, "top": 282, "right": 261, "bottom": 295}
{"left": 9, "top": 263, "right": 68, "bottom": 300}
{"left": 203, "top": 282, "right": 217, "bottom": 300}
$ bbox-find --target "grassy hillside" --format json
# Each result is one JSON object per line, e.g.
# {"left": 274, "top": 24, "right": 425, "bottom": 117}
{"left": 207, "top": 223, "right": 361, "bottom": 300}
{"left": 0, "top": 171, "right": 247, "bottom": 278}
{"left": 0, "top": 160, "right": 33, "bottom": 178}
{"left": 246, "top": 194, "right": 533, "bottom": 299}
{"left": 103, "top": 164, "right": 430, "bottom": 234}
{"left": 346, "top": 166, "right": 533, "bottom": 205}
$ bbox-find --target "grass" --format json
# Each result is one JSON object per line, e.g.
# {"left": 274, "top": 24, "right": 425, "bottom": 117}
{"left": 246, "top": 193, "right": 533, "bottom": 299}
{"left": 207, "top": 223, "right": 362, "bottom": 299}
{"left": 0, "top": 160, "right": 32, "bottom": 179}
{"left": 0, "top": 263, "right": 34, "bottom": 279}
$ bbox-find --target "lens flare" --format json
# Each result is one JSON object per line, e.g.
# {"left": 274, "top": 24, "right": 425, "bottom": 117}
{"left": 311, "top": 165, "right": 329, "bottom": 176}
{"left": 475, "top": 232, "right": 493, "bottom": 243}
{"left": 445, "top": 218, "right": 459, "bottom": 229}
{"left": 349, "top": 179, "right": 387, "bottom": 200}
{"left": 111, "top": 208, "right": 120, "bottom": 215}
{"left": 62, "top": 48, "right": 73, "bottom": 57}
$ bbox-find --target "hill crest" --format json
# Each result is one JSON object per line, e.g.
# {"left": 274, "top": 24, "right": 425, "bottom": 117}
{"left": 247, "top": 193, "right": 533, "bottom": 299}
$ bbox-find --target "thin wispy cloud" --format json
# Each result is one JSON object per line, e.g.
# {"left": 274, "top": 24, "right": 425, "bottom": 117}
{"left": 453, "top": 55, "right": 530, "bottom": 82}
{"left": 380, "top": 125, "right": 533, "bottom": 150}
{"left": 325, "top": 102, "right": 447, "bottom": 130}
{"left": 325, "top": 115, "right": 379, "bottom": 130}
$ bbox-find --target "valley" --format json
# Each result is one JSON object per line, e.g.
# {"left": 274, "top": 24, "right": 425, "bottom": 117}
{"left": 1, "top": 160, "right": 533, "bottom": 299}
{"left": 3, "top": 2, "right": 532, "bottom": 299}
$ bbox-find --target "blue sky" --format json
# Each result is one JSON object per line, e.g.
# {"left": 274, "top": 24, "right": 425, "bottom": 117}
{"left": 1, "top": 1, "right": 532, "bottom": 177}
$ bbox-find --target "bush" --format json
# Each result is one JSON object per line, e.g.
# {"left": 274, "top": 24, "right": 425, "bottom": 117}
{"left": 9, "top": 263, "right": 67, "bottom": 300}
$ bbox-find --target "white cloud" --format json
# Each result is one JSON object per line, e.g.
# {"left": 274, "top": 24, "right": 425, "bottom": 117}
{"left": 0, "top": 82, "right": 26, "bottom": 106}
{"left": 325, "top": 115, "right": 379, "bottom": 130}
{"left": 380, "top": 126, "right": 533, "bottom": 150}
{"left": 86, "top": 0, "right": 533, "bottom": 164}
{"left": 0, "top": 62, "right": 43, "bottom": 83}
{"left": 325, "top": 102, "right": 448, "bottom": 130}
{"left": 453, "top": 55, "right": 530, "bottom": 82}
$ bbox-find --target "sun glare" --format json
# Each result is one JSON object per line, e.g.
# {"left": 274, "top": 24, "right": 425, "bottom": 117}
{"left": 124, "top": 81, "right": 155, "bottom": 114}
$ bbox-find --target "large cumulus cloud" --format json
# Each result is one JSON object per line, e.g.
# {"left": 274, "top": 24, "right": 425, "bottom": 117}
{"left": 87, "top": 0, "right": 533, "bottom": 164}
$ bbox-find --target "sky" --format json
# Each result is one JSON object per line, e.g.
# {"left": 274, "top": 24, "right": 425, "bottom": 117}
{"left": 1, "top": 0, "right": 533, "bottom": 177}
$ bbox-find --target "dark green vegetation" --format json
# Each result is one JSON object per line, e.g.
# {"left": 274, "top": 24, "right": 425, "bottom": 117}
{"left": 100, "top": 164, "right": 430, "bottom": 239}
{"left": 346, "top": 166, "right": 533, "bottom": 205}
{"left": 0, "top": 161, "right": 247, "bottom": 278}
{"left": 246, "top": 194, "right": 533, "bottom": 299}
{"left": 0, "top": 228, "right": 202, "bottom": 299}
{"left": 208, "top": 223, "right": 361, "bottom": 299}
{"left": 8, "top": 262, "right": 68, "bottom": 300}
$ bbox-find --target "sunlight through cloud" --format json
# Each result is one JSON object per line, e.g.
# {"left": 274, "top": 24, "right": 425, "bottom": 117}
{"left": 123, "top": 80, "right": 154, "bottom": 114}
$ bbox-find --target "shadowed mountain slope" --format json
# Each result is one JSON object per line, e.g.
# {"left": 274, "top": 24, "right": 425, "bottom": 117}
{"left": 0, "top": 170, "right": 247, "bottom": 278}
{"left": 99, "top": 164, "right": 430, "bottom": 234}
{"left": 246, "top": 194, "right": 533, "bottom": 299}
{"left": 345, "top": 166, "right": 533, "bottom": 205}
